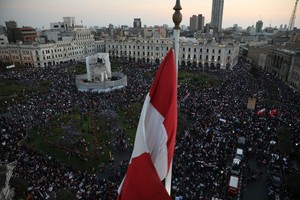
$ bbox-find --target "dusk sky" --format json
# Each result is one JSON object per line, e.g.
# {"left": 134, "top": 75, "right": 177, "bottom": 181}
{"left": 0, "top": 0, "right": 299, "bottom": 29}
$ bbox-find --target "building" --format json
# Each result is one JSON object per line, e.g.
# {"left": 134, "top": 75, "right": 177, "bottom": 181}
{"left": 246, "top": 26, "right": 256, "bottom": 35}
{"left": 189, "top": 14, "right": 205, "bottom": 32}
{"left": 256, "top": 20, "right": 263, "bottom": 33}
{"left": 289, "top": 53, "right": 300, "bottom": 90}
{"left": 0, "top": 35, "right": 9, "bottom": 46}
{"left": 63, "top": 17, "right": 76, "bottom": 31}
{"left": 211, "top": 0, "right": 224, "bottom": 32}
{"left": 197, "top": 14, "right": 205, "bottom": 32}
{"left": 0, "top": 35, "right": 238, "bottom": 70}
{"left": 133, "top": 18, "right": 142, "bottom": 29}
{"left": 0, "top": 26, "right": 6, "bottom": 35}
{"left": 265, "top": 47, "right": 300, "bottom": 90}
{"left": 0, "top": 27, "right": 100, "bottom": 67}
{"left": 5, "top": 21, "right": 17, "bottom": 29}
{"left": 265, "top": 48, "right": 296, "bottom": 82}
{"left": 16, "top": 27, "right": 38, "bottom": 43}
{"left": 105, "top": 37, "right": 239, "bottom": 69}
{"left": 143, "top": 27, "right": 167, "bottom": 38}
{"left": 0, "top": 16, "right": 239, "bottom": 70}
{"left": 6, "top": 27, "right": 37, "bottom": 44}
{"left": 190, "top": 15, "right": 198, "bottom": 32}
{"left": 50, "top": 22, "right": 65, "bottom": 32}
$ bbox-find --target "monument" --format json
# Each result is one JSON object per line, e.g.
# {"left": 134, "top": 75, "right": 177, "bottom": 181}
{"left": 76, "top": 53, "right": 127, "bottom": 92}
{"left": 0, "top": 161, "right": 16, "bottom": 200}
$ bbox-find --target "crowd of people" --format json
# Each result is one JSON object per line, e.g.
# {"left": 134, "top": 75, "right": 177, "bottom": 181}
{"left": 0, "top": 56, "right": 299, "bottom": 199}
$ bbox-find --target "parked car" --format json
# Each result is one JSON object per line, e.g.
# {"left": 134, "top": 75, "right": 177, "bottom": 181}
{"left": 227, "top": 175, "right": 240, "bottom": 196}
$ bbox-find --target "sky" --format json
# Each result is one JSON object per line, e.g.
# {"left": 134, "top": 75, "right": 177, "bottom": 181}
{"left": 0, "top": 0, "right": 299, "bottom": 30}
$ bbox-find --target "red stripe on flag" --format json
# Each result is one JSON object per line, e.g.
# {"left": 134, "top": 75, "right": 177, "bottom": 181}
{"left": 117, "top": 153, "right": 171, "bottom": 200}
{"left": 149, "top": 49, "right": 177, "bottom": 171}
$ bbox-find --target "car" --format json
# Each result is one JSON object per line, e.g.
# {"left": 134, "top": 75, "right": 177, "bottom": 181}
{"left": 268, "top": 163, "right": 282, "bottom": 190}
{"left": 227, "top": 175, "right": 240, "bottom": 196}
{"left": 231, "top": 159, "right": 241, "bottom": 175}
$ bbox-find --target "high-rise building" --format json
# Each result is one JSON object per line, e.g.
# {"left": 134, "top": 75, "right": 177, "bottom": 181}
{"left": 0, "top": 25, "right": 6, "bottom": 35}
{"left": 190, "top": 14, "right": 205, "bottom": 32}
{"left": 63, "top": 17, "right": 76, "bottom": 31}
{"left": 197, "top": 14, "right": 205, "bottom": 32}
{"left": 6, "top": 26, "right": 37, "bottom": 43}
{"left": 5, "top": 21, "right": 17, "bottom": 29}
{"left": 133, "top": 18, "right": 142, "bottom": 28}
{"left": 256, "top": 20, "right": 263, "bottom": 33}
{"left": 211, "top": 0, "right": 224, "bottom": 32}
{"left": 189, "top": 15, "right": 198, "bottom": 31}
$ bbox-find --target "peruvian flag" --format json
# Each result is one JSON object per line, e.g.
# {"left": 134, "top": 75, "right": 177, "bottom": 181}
{"left": 256, "top": 108, "right": 266, "bottom": 116}
{"left": 117, "top": 49, "right": 177, "bottom": 200}
{"left": 269, "top": 109, "right": 280, "bottom": 118}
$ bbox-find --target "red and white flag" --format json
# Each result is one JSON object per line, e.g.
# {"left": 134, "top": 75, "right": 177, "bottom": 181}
{"left": 256, "top": 108, "right": 266, "bottom": 116}
{"left": 117, "top": 49, "right": 177, "bottom": 200}
{"left": 269, "top": 109, "right": 280, "bottom": 118}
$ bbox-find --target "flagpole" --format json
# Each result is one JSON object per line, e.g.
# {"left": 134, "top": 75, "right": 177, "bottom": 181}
{"left": 165, "top": 0, "right": 182, "bottom": 196}
{"left": 172, "top": 0, "right": 182, "bottom": 74}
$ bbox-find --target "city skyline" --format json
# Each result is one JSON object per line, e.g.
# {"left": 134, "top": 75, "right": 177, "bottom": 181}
{"left": 0, "top": 0, "right": 299, "bottom": 29}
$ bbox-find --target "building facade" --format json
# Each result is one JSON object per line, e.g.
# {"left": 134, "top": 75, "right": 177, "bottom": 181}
{"left": 6, "top": 27, "right": 37, "bottom": 44}
{"left": 133, "top": 18, "right": 142, "bottom": 29}
{"left": 5, "top": 21, "right": 17, "bottom": 29}
{"left": 256, "top": 20, "right": 263, "bottom": 33}
{"left": 143, "top": 27, "right": 167, "bottom": 38}
{"left": 0, "top": 35, "right": 9, "bottom": 46}
{"left": 211, "top": 0, "right": 224, "bottom": 32}
{"left": 0, "top": 27, "right": 102, "bottom": 67}
{"left": 190, "top": 15, "right": 198, "bottom": 32}
{"left": 105, "top": 37, "right": 239, "bottom": 69}
{"left": 265, "top": 48, "right": 300, "bottom": 90}
{"left": 289, "top": 54, "right": 300, "bottom": 90}
{"left": 197, "top": 14, "right": 205, "bottom": 32}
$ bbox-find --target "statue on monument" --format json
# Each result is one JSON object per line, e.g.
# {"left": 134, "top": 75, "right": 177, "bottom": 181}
{"left": 86, "top": 53, "right": 112, "bottom": 82}
{"left": 0, "top": 161, "right": 17, "bottom": 200}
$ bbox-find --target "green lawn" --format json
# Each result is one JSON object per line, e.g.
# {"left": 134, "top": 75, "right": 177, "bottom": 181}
{"left": 73, "top": 64, "right": 86, "bottom": 75}
{"left": 178, "top": 71, "right": 222, "bottom": 88}
{"left": 117, "top": 102, "right": 142, "bottom": 144}
{"left": 0, "top": 79, "right": 23, "bottom": 97}
{"left": 28, "top": 114, "right": 113, "bottom": 171}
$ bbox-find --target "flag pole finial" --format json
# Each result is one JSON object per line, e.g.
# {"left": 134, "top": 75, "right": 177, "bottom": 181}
{"left": 173, "top": 0, "right": 182, "bottom": 29}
